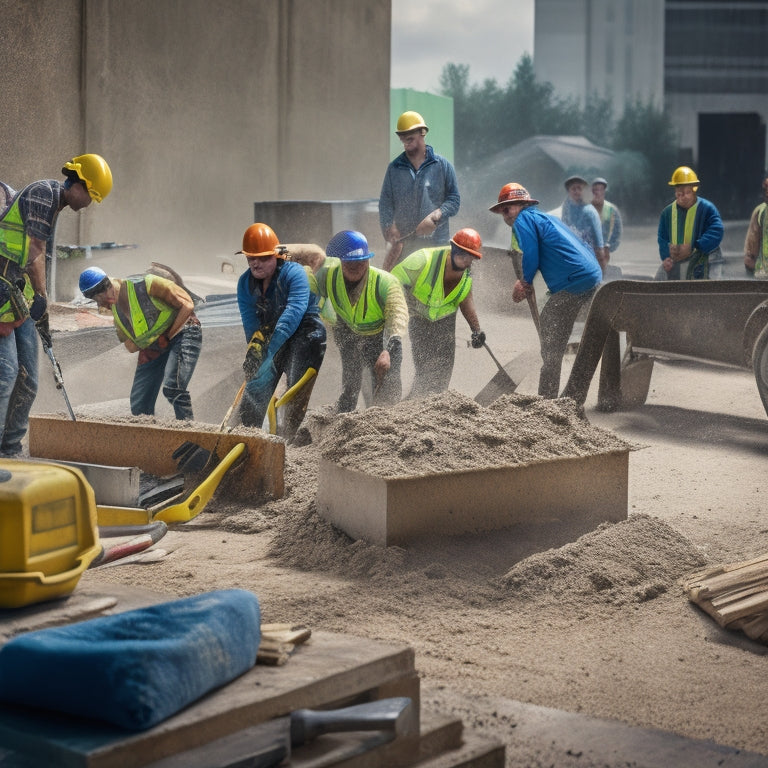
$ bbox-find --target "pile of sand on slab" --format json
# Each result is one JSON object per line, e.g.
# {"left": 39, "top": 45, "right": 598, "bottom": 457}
{"left": 317, "top": 390, "right": 636, "bottom": 478}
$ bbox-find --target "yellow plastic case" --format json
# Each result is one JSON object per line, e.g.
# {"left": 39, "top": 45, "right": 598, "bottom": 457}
{"left": 0, "top": 460, "right": 101, "bottom": 609}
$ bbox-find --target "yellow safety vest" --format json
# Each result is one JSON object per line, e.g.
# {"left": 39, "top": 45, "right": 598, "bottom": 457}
{"left": 0, "top": 187, "right": 34, "bottom": 323}
{"left": 320, "top": 259, "right": 387, "bottom": 335}
{"left": 755, "top": 204, "right": 768, "bottom": 277}
{"left": 670, "top": 201, "right": 698, "bottom": 246}
{"left": 409, "top": 247, "right": 472, "bottom": 321}
{"left": 112, "top": 276, "right": 175, "bottom": 349}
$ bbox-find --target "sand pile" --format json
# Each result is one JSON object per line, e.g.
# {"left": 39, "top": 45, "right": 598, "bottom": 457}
{"left": 317, "top": 390, "right": 636, "bottom": 477}
{"left": 500, "top": 513, "right": 707, "bottom": 606}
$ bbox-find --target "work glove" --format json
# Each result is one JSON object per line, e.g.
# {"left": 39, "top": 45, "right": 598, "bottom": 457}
{"left": 29, "top": 293, "right": 47, "bottom": 322}
{"left": 35, "top": 312, "right": 52, "bottom": 348}
{"left": 471, "top": 330, "right": 486, "bottom": 349}
{"left": 243, "top": 329, "right": 269, "bottom": 380}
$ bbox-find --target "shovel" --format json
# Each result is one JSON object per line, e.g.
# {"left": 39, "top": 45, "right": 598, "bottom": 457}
{"left": 173, "top": 380, "right": 246, "bottom": 473}
{"left": 474, "top": 345, "right": 540, "bottom": 407}
{"left": 97, "top": 442, "right": 247, "bottom": 526}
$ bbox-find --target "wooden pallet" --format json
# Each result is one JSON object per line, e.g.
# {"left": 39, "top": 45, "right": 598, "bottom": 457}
{"left": 0, "top": 585, "right": 504, "bottom": 768}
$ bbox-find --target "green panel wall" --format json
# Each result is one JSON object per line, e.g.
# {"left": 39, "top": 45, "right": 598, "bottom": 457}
{"left": 389, "top": 89, "right": 454, "bottom": 163}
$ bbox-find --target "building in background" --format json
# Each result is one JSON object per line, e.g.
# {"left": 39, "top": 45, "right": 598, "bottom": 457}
{"left": 534, "top": 0, "right": 768, "bottom": 218}
{"left": 0, "top": 0, "right": 392, "bottom": 292}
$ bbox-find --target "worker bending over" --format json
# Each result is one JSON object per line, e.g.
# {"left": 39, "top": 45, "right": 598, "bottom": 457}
{"left": 392, "top": 228, "right": 485, "bottom": 398}
{"left": 0, "top": 154, "right": 112, "bottom": 456}
{"left": 237, "top": 223, "right": 326, "bottom": 440}
{"left": 79, "top": 265, "right": 201, "bottom": 420}
{"left": 490, "top": 183, "right": 602, "bottom": 399}
{"left": 297, "top": 230, "right": 408, "bottom": 412}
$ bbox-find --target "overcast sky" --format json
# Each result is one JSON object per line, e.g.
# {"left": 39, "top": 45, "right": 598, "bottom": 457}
{"left": 391, "top": 0, "right": 535, "bottom": 93}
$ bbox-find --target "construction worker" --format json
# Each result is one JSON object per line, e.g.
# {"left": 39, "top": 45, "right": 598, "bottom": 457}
{"left": 392, "top": 228, "right": 485, "bottom": 398}
{"left": 656, "top": 166, "right": 724, "bottom": 280}
{"left": 237, "top": 223, "right": 326, "bottom": 440}
{"left": 489, "top": 183, "right": 602, "bottom": 399}
{"left": 561, "top": 175, "right": 607, "bottom": 272}
{"left": 379, "top": 110, "right": 460, "bottom": 271}
{"left": 591, "top": 177, "right": 623, "bottom": 262}
{"left": 743, "top": 171, "right": 768, "bottom": 278}
{"left": 296, "top": 230, "right": 408, "bottom": 412}
{"left": 78, "top": 264, "right": 201, "bottom": 420}
{"left": 0, "top": 153, "right": 112, "bottom": 457}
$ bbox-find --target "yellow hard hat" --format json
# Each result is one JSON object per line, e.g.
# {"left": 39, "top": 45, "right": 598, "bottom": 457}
{"left": 668, "top": 166, "right": 700, "bottom": 186}
{"left": 62, "top": 154, "right": 113, "bottom": 202}
{"left": 396, "top": 111, "right": 428, "bottom": 135}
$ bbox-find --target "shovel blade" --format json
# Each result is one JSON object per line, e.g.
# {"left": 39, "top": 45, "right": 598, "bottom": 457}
{"left": 172, "top": 440, "right": 212, "bottom": 474}
{"left": 474, "top": 349, "right": 540, "bottom": 406}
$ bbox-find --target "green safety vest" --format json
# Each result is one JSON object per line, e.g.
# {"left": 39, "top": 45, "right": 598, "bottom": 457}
{"left": 112, "top": 275, "right": 175, "bottom": 349}
{"left": 755, "top": 204, "right": 768, "bottom": 277}
{"left": 600, "top": 202, "right": 617, "bottom": 244}
{"left": 670, "top": 201, "right": 698, "bottom": 246}
{"left": 0, "top": 187, "right": 34, "bottom": 323}
{"left": 322, "top": 260, "right": 387, "bottom": 335}
{"left": 410, "top": 247, "right": 472, "bottom": 321}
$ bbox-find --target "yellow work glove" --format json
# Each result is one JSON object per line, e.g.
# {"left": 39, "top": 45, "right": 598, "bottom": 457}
{"left": 243, "top": 329, "right": 269, "bottom": 380}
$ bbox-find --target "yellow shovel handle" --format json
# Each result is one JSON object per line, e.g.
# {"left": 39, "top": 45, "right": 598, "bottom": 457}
{"left": 268, "top": 368, "right": 317, "bottom": 435}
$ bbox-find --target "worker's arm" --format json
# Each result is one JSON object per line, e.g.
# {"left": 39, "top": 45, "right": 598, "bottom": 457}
{"left": 695, "top": 201, "right": 724, "bottom": 254}
{"left": 25, "top": 237, "right": 47, "bottom": 296}
{"left": 382, "top": 274, "right": 409, "bottom": 341}
{"left": 458, "top": 289, "right": 481, "bottom": 334}
{"left": 290, "top": 249, "right": 326, "bottom": 273}
{"left": 147, "top": 276, "right": 194, "bottom": 339}
{"left": 744, "top": 206, "right": 762, "bottom": 271}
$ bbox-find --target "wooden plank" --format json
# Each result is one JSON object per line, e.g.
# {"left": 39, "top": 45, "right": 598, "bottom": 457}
{"left": 0, "top": 626, "right": 416, "bottom": 768}
{"left": 28, "top": 415, "right": 285, "bottom": 500}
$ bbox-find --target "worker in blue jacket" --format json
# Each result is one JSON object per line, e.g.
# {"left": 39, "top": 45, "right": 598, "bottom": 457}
{"left": 656, "top": 166, "right": 724, "bottom": 280}
{"left": 236, "top": 223, "right": 326, "bottom": 440}
{"left": 490, "top": 182, "right": 602, "bottom": 399}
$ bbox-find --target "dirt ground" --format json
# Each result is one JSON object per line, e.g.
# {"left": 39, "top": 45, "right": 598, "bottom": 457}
{"left": 30, "top": 234, "right": 768, "bottom": 767}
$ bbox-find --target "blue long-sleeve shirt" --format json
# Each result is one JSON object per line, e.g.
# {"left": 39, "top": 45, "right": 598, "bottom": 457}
{"left": 561, "top": 198, "right": 604, "bottom": 253}
{"left": 237, "top": 260, "right": 319, "bottom": 356}
{"left": 378, "top": 145, "right": 460, "bottom": 245}
{"left": 513, "top": 206, "right": 602, "bottom": 294}
{"left": 657, "top": 196, "right": 723, "bottom": 261}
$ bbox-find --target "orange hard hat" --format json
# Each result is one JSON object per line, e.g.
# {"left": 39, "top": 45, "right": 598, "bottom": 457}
{"left": 237, "top": 223, "right": 280, "bottom": 257}
{"left": 450, "top": 228, "right": 483, "bottom": 259}
{"left": 489, "top": 183, "right": 539, "bottom": 213}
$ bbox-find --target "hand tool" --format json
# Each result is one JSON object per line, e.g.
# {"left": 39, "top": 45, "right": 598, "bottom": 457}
{"left": 266, "top": 366, "right": 317, "bottom": 435}
{"left": 173, "top": 381, "right": 246, "bottom": 473}
{"left": 88, "top": 521, "right": 168, "bottom": 568}
{"left": 508, "top": 247, "right": 541, "bottom": 338}
{"left": 39, "top": 335, "right": 76, "bottom": 421}
{"left": 97, "top": 442, "right": 247, "bottom": 526}
{"left": 142, "top": 696, "right": 414, "bottom": 768}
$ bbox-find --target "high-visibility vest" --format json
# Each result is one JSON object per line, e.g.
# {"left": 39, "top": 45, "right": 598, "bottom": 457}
{"left": 0, "top": 186, "right": 34, "bottom": 323}
{"left": 671, "top": 201, "right": 699, "bottom": 246}
{"left": 112, "top": 275, "right": 175, "bottom": 349}
{"left": 410, "top": 247, "right": 472, "bottom": 321}
{"left": 600, "top": 202, "right": 618, "bottom": 244}
{"left": 755, "top": 203, "right": 768, "bottom": 277}
{"left": 323, "top": 261, "right": 387, "bottom": 335}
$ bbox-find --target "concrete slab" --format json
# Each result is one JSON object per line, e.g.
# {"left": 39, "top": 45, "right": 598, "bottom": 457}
{"left": 317, "top": 449, "right": 629, "bottom": 547}
{"left": 28, "top": 415, "right": 285, "bottom": 500}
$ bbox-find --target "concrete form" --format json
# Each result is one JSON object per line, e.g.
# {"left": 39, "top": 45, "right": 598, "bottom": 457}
{"left": 317, "top": 450, "right": 629, "bottom": 547}
{"left": 28, "top": 415, "right": 285, "bottom": 500}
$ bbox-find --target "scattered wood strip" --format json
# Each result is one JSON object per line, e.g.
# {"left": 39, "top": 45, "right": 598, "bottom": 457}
{"left": 257, "top": 623, "right": 311, "bottom": 666}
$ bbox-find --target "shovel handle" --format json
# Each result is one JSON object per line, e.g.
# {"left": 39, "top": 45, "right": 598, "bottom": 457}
{"left": 482, "top": 343, "right": 507, "bottom": 375}
{"left": 508, "top": 249, "right": 541, "bottom": 339}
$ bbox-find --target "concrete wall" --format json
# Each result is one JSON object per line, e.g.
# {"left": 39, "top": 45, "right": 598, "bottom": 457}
{"left": 0, "top": 0, "right": 391, "bottom": 283}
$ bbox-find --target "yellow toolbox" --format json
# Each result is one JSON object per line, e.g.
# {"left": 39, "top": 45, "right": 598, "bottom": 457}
{"left": 0, "top": 460, "right": 101, "bottom": 609}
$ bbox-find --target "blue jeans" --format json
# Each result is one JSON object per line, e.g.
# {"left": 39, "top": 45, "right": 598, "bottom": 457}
{"left": 130, "top": 324, "right": 202, "bottom": 420}
{"left": 0, "top": 319, "right": 39, "bottom": 455}
{"left": 241, "top": 314, "right": 326, "bottom": 431}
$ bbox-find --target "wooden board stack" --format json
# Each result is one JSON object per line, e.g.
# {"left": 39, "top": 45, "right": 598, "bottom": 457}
{"left": 684, "top": 552, "right": 768, "bottom": 642}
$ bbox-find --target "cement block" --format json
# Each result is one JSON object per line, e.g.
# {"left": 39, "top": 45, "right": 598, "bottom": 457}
{"left": 317, "top": 450, "right": 629, "bottom": 547}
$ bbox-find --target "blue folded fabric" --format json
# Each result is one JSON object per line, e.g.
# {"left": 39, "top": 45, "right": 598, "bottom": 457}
{"left": 0, "top": 589, "right": 260, "bottom": 730}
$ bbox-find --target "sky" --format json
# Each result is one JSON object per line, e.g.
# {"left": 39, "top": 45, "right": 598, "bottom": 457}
{"left": 391, "top": 0, "right": 535, "bottom": 93}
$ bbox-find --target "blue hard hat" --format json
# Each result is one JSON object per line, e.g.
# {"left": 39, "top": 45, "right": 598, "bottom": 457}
{"left": 79, "top": 266, "right": 110, "bottom": 298}
{"left": 326, "top": 230, "right": 373, "bottom": 261}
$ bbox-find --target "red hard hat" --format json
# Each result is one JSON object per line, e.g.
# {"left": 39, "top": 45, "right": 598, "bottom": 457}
{"left": 489, "top": 183, "right": 539, "bottom": 213}
{"left": 237, "top": 223, "right": 280, "bottom": 257}
{"left": 450, "top": 228, "right": 483, "bottom": 259}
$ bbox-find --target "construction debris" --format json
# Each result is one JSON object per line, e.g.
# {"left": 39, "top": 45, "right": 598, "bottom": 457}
{"left": 684, "top": 553, "right": 768, "bottom": 642}
{"left": 257, "top": 623, "right": 312, "bottom": 665}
